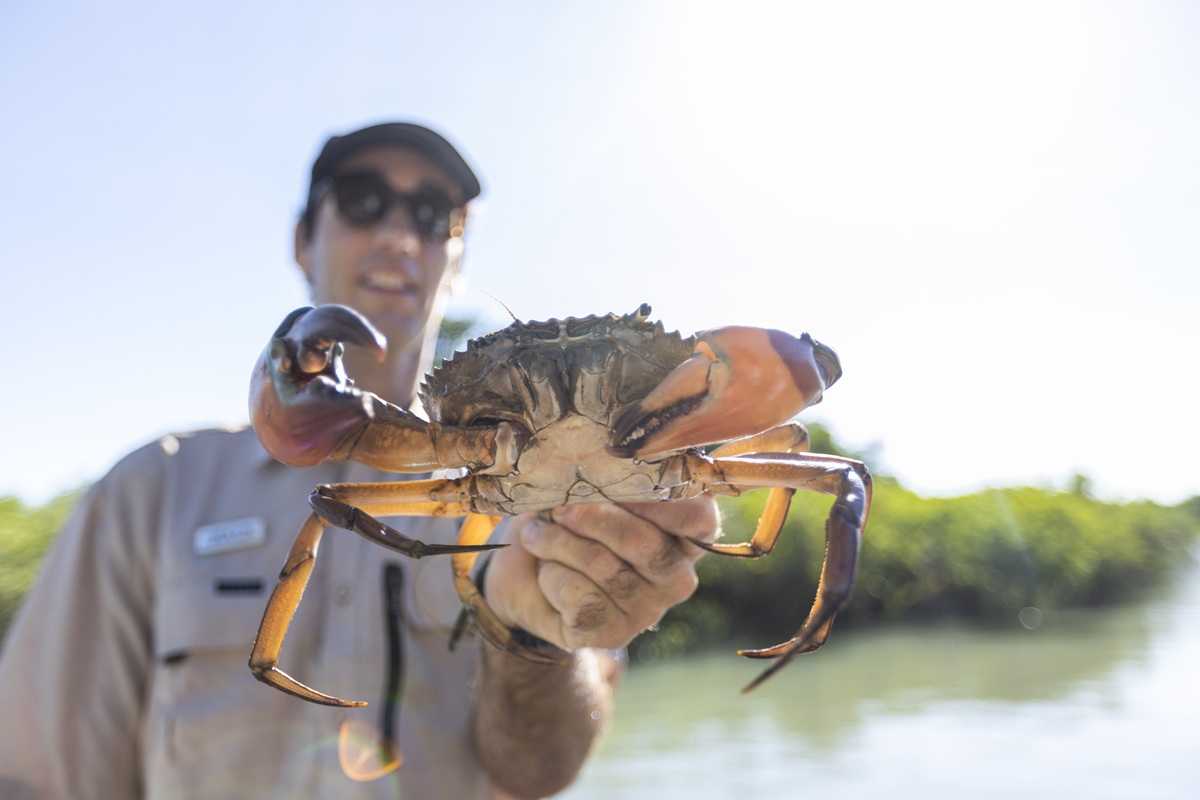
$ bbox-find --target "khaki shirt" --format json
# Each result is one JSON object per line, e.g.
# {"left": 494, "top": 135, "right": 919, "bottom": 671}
{"left": 0, "top": 427, "right": 491, "bottom": 799}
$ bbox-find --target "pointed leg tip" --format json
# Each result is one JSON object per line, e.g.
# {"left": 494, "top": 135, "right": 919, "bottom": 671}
{"left": 426, "top": 541, "right": 508, "bottom": 557}
{"left": 736, "top": 647, "right": 780, "bottom": 660}
{"left": 458, "top": 541, "right": 508, "bottom": 555}
{"left": 252, "top": 665, "right": 368, "bottom": 707}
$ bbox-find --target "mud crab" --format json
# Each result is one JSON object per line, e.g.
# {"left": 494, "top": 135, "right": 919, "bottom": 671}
{"left": 248, "top": 303, "right": 871, "bottom": 707}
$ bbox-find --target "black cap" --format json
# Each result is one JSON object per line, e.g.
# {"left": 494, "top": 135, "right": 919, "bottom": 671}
{"left": 308, "top": 121, "right": 482, "bottom": 203}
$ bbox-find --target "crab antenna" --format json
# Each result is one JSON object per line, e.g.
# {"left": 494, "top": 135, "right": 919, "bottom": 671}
{"left": 479, "top": 287, "right": 518, "bottom": 323}
{"left": 451, "top": 279, "right": 519, "bottom": 323}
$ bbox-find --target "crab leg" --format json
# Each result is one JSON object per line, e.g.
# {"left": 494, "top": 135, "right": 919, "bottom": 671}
{"left": 315, "top": 481, "right": 564, "bottom": 664}
{"left": 341, "top": 404, "right": 520, "bottom": 477}
{"left": 706, "top": 420, "right": 810, "bottom": 459}
{"left": 448, "top": 516, "right": 572, "bottom": 666}
{"left": 250, "top": 478, "right": 505, "bottom": 707}
{"left": 697, "top": 453, "right": 872, "bottom": 692}
{"left": 310, "top": 493, "right": 505, "bottom": 559}
{"left": 701, "top": 422, "right": 811, "bottom": 559}
{"left": 249, "top": 513, "right": 355, "bottom": 706}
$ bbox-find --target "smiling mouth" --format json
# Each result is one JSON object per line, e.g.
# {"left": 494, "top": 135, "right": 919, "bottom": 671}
{"left": 360, "top": 270, "right": 416, "bottom": 294}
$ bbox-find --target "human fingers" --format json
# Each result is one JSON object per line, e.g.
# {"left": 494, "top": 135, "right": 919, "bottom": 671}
{"left": 619, "top": 493, "right": 721, "bottom": 547}
{"left": 483, "top": 516, "right": 635, "bottom": 651}
{"left": 481, "top": 499, "right": 719, "bottom": 652}
{"left": 533, "top": 559, "right": 636, "bottom": 650}
{"left": 481, "top": 515, "right": 561, "bottom": 634}
{"left": 544, "top": 497, "right": 715, "bottom": 584}
{"left": 521, "top": 506, "right": 703, "bottom": 650}
{"left": 519, "top": 516, "right": 661, "bottom": 615}
{"left": 615, "top": 493, "right": 721, "bottom": 562}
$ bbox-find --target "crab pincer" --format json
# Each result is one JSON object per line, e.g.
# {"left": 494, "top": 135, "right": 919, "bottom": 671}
{"left": 250, "top": 304, "right": 388, "bottom": 468}
{"left": 609, "top": 326, "right": 842, "bottom": 460}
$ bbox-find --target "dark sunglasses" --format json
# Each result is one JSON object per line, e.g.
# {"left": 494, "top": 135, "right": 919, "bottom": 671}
{"left": 312, "top": 171, "right": 463, "bottom": 238}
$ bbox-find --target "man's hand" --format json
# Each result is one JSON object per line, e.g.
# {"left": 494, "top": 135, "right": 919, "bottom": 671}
{"left": 483, "top": 495, "right": 720, "bottom": 652}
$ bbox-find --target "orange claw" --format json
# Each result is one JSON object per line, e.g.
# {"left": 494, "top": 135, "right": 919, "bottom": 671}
{"left": 608, "top": 327, "right": 841, "bottom": 460}
{"left": 250, "top": 305, "right": 388, "bottom": 467}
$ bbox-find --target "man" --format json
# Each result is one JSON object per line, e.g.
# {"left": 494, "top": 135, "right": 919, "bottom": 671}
{"left": 0, "top": 122, "right": 718, "bottom": 799}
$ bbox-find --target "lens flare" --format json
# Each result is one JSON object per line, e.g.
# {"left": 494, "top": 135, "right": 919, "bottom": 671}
{"left": 338, "top": 718, "right": 402, "bottom": 782}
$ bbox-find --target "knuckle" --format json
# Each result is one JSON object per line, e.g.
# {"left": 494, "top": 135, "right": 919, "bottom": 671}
{"left": 602, "top": 560, "right": 642, "bottom": 600}
{"left": 567, "top": 596, "right": 611, "bottom": 634}
{"left": 578, "top": 536, "right": 611, "bottom": 565}
{"left": 647, "top": 537, "right": 687, "bottom": 576}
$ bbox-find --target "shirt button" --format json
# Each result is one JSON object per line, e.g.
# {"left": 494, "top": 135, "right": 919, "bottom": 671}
{"left": 335, "top": 583, "right": 355, "bottom": 605}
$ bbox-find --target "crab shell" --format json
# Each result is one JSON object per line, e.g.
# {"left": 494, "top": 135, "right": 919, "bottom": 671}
{"left": 417, "top": 303, "right": 837, "bottom": 514}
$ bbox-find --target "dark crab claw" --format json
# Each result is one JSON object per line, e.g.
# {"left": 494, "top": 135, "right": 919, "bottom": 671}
{"left": 608, "top": 326, "right": 841, "bottom": 460}
{"left": 250, "top": 305, "right": 388, "bottom": 467}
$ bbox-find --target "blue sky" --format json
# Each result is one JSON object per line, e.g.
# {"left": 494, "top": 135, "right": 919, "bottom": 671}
{"left": 2, "top": 1, "right": 1197, "bottom": 504}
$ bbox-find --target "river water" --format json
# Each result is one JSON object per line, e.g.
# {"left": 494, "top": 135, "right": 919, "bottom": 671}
{"left": 561, "top": 566, "right": 1200, "bottom": 799}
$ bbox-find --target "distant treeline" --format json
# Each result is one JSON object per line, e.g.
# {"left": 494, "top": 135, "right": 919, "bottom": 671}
{"left": 638, "top": 425, "right": 1200, "bottom": 660}
{"left": 2, "top": 426, "right": 1198, "bottom": 651}
{"left": 0, "top": 489, "right": 81, "bottom": 641}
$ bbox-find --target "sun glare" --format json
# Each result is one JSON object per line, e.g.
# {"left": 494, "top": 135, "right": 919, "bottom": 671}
{"left": 643, "top": 2, "right": 1086, "bottom": 206}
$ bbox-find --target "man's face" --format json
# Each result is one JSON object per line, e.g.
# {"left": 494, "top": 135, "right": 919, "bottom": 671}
{"left": 296, "top": 146, "right": 465, "bottom": 351}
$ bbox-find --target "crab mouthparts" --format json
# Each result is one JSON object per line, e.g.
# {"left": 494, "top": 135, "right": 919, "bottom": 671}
{"left": 606, "top": 393, "right": 705, "bottom": 459}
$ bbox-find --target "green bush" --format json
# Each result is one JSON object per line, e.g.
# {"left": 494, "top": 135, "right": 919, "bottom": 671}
{"left": 639, "top": 427, "right": 1199, "bottom": 659}
{"left": 0, "top": 489, "right": 81, "bottom": 641}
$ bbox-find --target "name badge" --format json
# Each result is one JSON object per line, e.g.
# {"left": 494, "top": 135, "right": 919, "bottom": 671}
{"left": 194, "top": 517, "right": 266, "bottom": 556}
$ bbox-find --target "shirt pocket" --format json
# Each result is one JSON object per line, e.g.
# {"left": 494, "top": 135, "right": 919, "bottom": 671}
{"left": 148, "top": 576, "right": 311, "bottom": 787}
{"left": 154, "top": 509, "right": 320, "bottom": 661}
{"left": 155, "top": 575, "right": 274, "bottom": 658}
